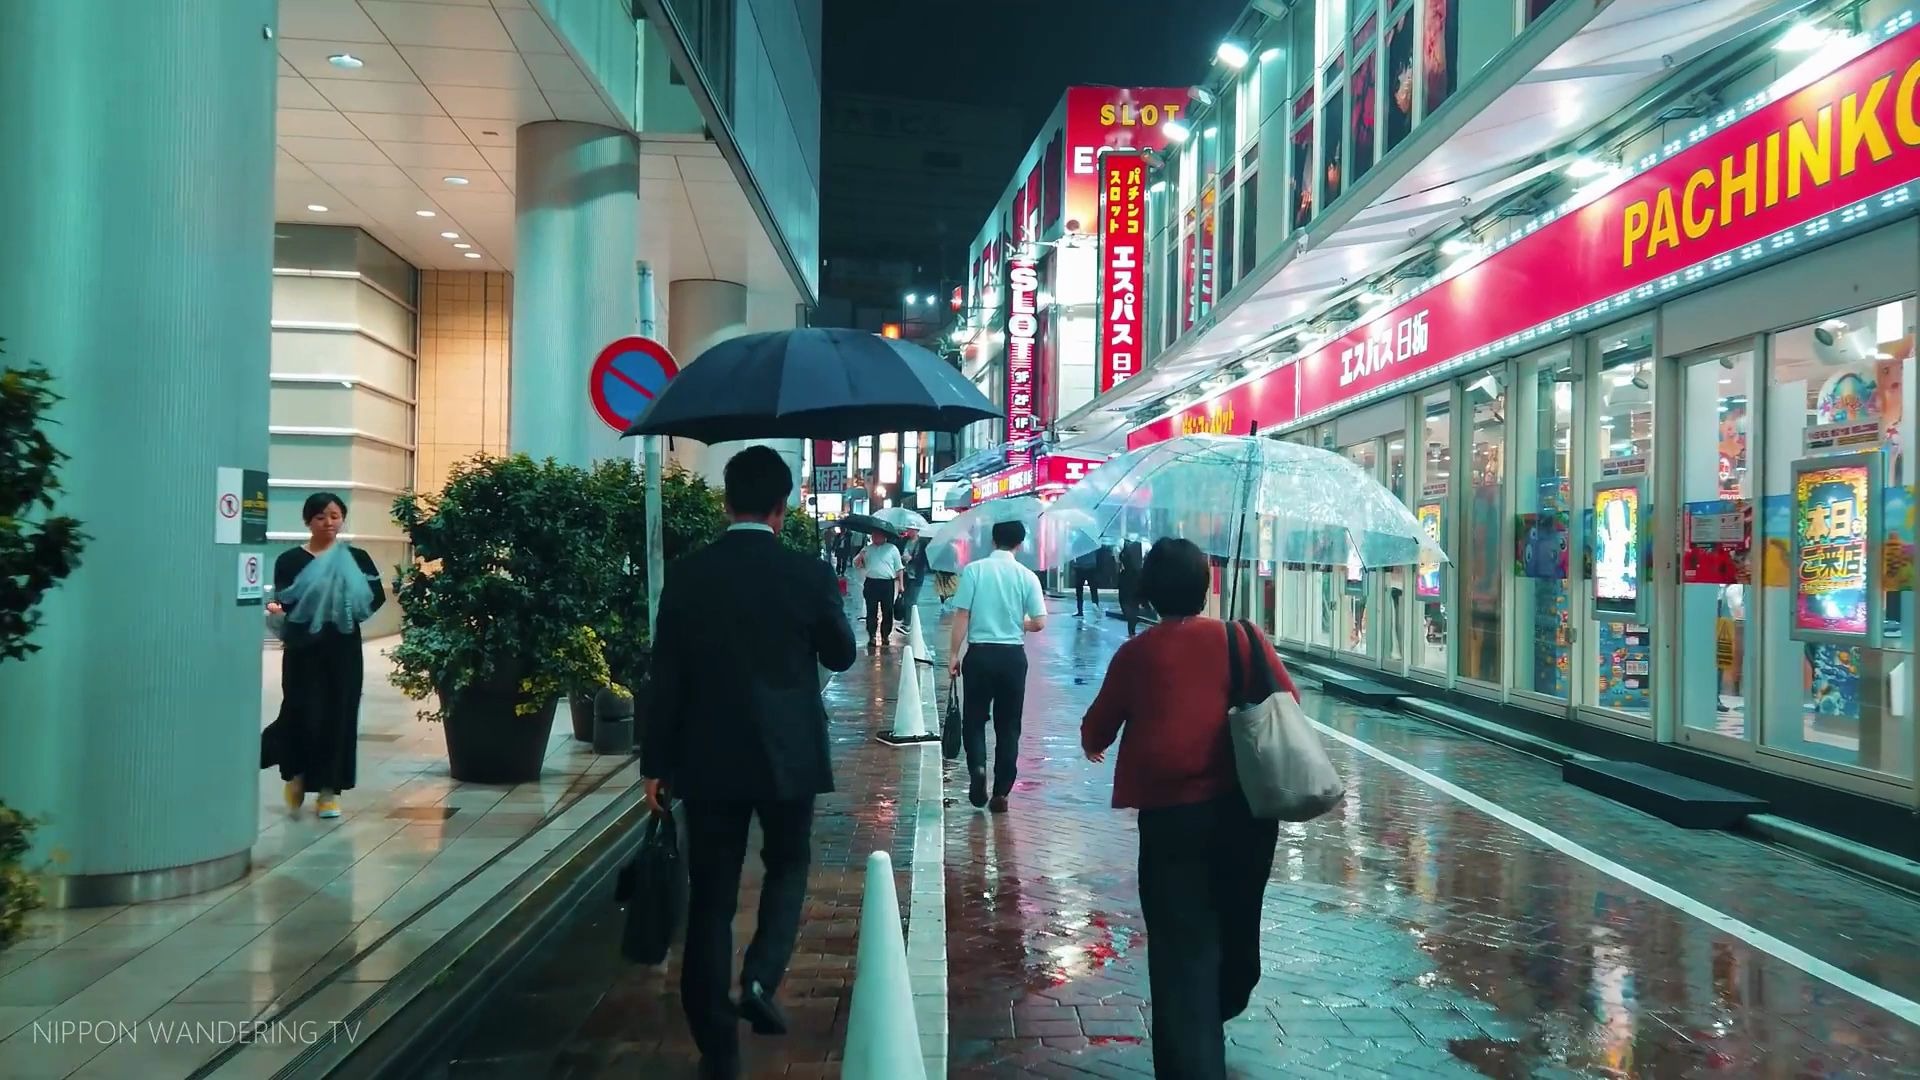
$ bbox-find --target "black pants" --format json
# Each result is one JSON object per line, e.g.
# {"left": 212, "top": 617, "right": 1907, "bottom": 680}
{"left": 862, "top": 578, "right": 895, "bottom": 641}
{"left": 273, "top": 633, "right": 364, "bottom": 792}
{"left": 1118, "top": 574, "right": 1138, "bottom": 635}
{"left": 1073, "top": 570, "right": 1100, "bottom": 613}
{"left": 961, "top": 643, "right": 1027, "bottom": 797}
{"left": 680, "top": 797, "right": 815, "bottom": 1059}
{"left": 1137, "top": 792, "right": 1280, "bottom": 1079}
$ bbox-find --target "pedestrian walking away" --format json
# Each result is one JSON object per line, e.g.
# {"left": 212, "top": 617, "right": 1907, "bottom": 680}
{"left": 947, "top": 519, "right": 1047, "bottom": 813}
{"left": 260, "top": 493, "right": 386, "bottom": 821}
{"left": 852, "top": 528, "right": 904, "bottom": 647}
{"left": 642, "top": 447, "right": 858, "bottom": 1080}
{"left": 895, "top": 528, "right": 930, "bottom": 634}
{"left": 1118, "top": 536, "right": 1145, "bottom": 636}
{"left": 1080, "top": 537, "right": 1298, "bottom": 1080}
{"left": 1071, "top": 546, "right": 1101, "bottom": 617}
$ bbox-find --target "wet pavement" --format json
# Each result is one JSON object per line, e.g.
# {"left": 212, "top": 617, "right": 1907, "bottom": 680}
{"left": 430, "top": 595, "right": 1920, "bottom": 1078}
{"left": 944, "top": 608, "right": 1920, "bottom": 1079}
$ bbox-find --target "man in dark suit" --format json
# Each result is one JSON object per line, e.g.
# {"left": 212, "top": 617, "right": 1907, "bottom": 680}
{"left": 643, "top": 446, "right": 858, "bottom": 1079}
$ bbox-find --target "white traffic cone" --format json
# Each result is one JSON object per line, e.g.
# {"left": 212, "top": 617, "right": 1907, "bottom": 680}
{"left": 877, "top": 645, "right": 938, "bottom": 746}
{"left": 842, "top": 850, "right": 927, "bottom": 1080}
{"left": 907, "top": 611, "right": 933, "bottom": 667}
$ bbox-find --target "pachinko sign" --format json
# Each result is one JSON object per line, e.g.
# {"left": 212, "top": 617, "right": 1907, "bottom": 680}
{"left": 1064, "top": 87, "right": 1188, "bottom": 235}
{"left": 1007, "top": 253, "right": 1041, "bottom": 461}
{"left": 1290, "top": 24, "right": 1920, "bottom": 417}
{"left": 1101, "top": 154, "right": 1147, "bottom": 394}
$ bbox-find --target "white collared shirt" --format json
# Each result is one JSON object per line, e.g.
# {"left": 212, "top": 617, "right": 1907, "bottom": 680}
{"left": 953, "top": 549, "right": 1045, "bottom": 645}
{"left": 859, "top": 541, "right": 904, "bottom": 581}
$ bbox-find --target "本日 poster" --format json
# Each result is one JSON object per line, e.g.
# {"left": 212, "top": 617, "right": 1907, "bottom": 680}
{"left": 1793, "top": 464, "right": 1873, "bottom": 636}
{"left": 1593, "top": 486, "right": 1640, "bottom": 612}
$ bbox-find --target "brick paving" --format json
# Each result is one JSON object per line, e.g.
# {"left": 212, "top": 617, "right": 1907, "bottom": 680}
{"left": 429, "top": 611, "right": 919, "bottom": 1079}
{"left": 942, "top": 607, "right": 1920, "bottom": 1078}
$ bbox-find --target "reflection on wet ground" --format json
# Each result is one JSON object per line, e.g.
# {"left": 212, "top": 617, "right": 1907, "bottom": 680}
{"left": 943, "top": 607, "right": 1920, "bottom": 1078}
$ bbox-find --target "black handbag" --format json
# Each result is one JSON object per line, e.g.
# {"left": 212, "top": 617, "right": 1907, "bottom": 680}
{"left": 941, "top": 676, "right": 963, "bottom": 760}
{"left": 619, "top": 807, "right": 687, "bottom": 965}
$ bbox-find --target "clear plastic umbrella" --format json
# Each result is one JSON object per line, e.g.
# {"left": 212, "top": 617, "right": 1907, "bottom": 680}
{"left": 1047, "top": 434, "right": 1447, "bottom": 568}
{"left": 873, "top": 506, "right": 931, "bottom": 534}
{"left": 923, "top": 496, "right": 1101, "bottom": 573}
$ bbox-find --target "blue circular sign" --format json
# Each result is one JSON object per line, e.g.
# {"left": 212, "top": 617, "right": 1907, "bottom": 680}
{"left": 590, "top": 336, "right": 679, "bottom": 432}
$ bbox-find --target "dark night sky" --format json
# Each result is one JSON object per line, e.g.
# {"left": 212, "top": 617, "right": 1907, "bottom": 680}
{"left": 819, "top": 0, "right": 1247, "bottom": 282}
{"left": 823, "top": 0, "right": 1248, "bottom": 133}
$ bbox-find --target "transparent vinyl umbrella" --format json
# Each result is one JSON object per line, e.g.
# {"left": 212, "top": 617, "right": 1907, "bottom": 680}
{"left": 872, "top": 506, "right": 931, "bottom": 534}
{"left": 1047, "top": 434, "right": 1448, "bottom": 568}
{"left": 923, "top": 496, "right": 1101, "bottom": 574}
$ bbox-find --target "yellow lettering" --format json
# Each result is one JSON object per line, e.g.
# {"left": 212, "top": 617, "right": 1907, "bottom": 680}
{"left": 1721, "top": 143, "right": 1759, "bottom": 225}
{"left": 1681, "top": 168, "right": 1715, "bottom": 239}
{"left": 1786, "top": 105, "right": 1834, "bottom": 198}
{"left": 1648, "top": 189, "right": 1681, "bottom": 258}
{"left": 1162, "top": 103, "right": 1182, "bottom": 122}
{"left": 1099, "top": 103, "right": 1117, "bottom": 126}
{"left": 1139, "top": 104, "right": 1159, "bottom": 126}
{"left": 1898, "top": 58, "right": 1920, "bottom": 146}
{"left": 1841, "top": 76, "right": 1893, "bottom": 175}
{"left": 1622, "top": 201, "right": 1650, "bottom": 267}
{"left": 1764, "top": 131, "right": 1782, "bottom": 208}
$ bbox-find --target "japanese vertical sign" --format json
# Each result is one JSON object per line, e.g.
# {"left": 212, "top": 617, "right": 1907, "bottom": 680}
{"left": 1006, "top": 252, "right": 1040, "bottom": 463}
{"left": 1792, "top": 456, "right": 1880, "bottom": 642}
{"left": 1099, "top": 154, "right": 1146, "bottom": 394}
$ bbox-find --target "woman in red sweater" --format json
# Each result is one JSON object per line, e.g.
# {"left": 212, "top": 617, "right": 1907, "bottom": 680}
{"left": 1081, "top": 537, "right": 1298, "bottom": 1079}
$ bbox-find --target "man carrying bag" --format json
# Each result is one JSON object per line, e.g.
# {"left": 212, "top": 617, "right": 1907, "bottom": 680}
{"left": 642, "top": 448, "right": 858, "bottom": 1080}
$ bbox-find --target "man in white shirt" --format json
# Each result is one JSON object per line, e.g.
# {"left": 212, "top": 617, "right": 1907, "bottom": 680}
{"left": 852, "top": 530, "right": 905, "bottom": 648}
{"left": 946, "top": 519, "right": 1047, "bottom": 812}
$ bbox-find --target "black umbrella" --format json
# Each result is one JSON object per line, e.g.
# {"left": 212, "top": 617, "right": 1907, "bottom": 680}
{"left": 623, "top": 328, "right": 1001, "bottom": 441}
{"left": 838, "top": 513, "right": 906, "bottom": 539}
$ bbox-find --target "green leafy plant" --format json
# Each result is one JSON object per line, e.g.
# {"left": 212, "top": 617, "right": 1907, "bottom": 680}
{"left": 0, "top": 341, "right": 85, "bottom": 950}
{"left": 588, "top": 459, "right": 726, "bottom": 688}
{"left": 781, "top": 502, "right": 822, "bottom": 557}
{"left": 389, "top": 454, "right": 624, "bottom": 722}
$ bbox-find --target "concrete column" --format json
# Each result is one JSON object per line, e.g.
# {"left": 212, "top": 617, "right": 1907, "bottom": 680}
{"left": 665, "top": 279, "right": 801, "bottom": 499}
{"left": 0, "top": 1, "right": 278, "bottom": 901}
{"left": 513, "top": 121, "right": 639, "bottom": 466}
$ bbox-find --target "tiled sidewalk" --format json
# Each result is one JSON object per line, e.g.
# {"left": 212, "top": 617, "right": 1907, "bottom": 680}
{"left": 0, "top": 641, "right": 636, "bottom": 1080}
{"left": 943, "top": 608, "right": 1920, "bottom": 1078}
{"left": 429, "top": 616, "right": 929, "bottom": 1078}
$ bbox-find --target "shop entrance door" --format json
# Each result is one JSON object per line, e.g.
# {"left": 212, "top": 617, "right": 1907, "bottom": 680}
{"left": 1675, "top": 342, "right": 1761, "bottom": 756}
{"left": 1338, "top": 440, "right": 1382, "bottom": 662}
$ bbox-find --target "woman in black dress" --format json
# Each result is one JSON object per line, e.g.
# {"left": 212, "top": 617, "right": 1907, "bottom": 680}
{"left": 266, "top": 493, "right": 385, "bottom": 819}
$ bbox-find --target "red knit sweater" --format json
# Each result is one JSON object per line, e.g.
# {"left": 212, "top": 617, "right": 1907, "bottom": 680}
{"left": 1080, "top": 616, "right": 1299, "bottom": 810}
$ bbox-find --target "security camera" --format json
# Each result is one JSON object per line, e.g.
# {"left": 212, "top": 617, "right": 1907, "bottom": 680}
{"left": 1811, "top": 318, "right": 1870, "bottom": 365}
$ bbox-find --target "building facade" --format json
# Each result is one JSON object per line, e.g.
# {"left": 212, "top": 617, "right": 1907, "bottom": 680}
{"left": 0, "top": 0, "right": 820, "bottom": 903}
{"left": 1059, "top": 0, "right": 1920, "bottom": 822}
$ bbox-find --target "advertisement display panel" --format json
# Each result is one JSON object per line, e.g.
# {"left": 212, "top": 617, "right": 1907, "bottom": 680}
{"left": 1592, "top": 479, "right": 1645, "bottom": 620}
{"left": 1415, "top": 502, "right": 1444, "bottom": 600}
{"left": 1790, "top": 453, "right": 1883, "bottom": 644}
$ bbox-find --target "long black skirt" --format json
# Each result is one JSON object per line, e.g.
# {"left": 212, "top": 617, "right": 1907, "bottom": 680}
{"left": 263, "top": 633, "right": 365, "bottom": 792}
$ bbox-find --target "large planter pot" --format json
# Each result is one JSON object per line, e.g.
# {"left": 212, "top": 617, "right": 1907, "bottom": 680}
{"left": 568, "top": 692, "right": 595, "bottom": 742}
{"left": 443, "top": 681, "right": 558, "bottom": 784}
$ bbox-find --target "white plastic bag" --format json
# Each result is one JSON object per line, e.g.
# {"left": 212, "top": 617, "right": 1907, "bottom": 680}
{"left": 1227, "top": 620, "right": 1345, "bottom": 821}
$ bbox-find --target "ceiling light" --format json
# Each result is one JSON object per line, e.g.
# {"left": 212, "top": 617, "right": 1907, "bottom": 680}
{"left": 1149, "top": 180, "right": 1167, "bottom": 194}
{"left": 1441, "top": 237, "right": 1477, "bottom": 255}
{"left": 415, "top": 209, "right": 436, "bottom": 217}
{"left": 306, "top": 204, "right": 329, "bottom": 213}
{"left": 452, "top": 243, "right": 471, "bottom": 249}
{"left": 1566, "top": 157, "right": 1614, "bottom": 178}
{"left": 327, "top": 53, "right": 364, "bottom": 70}
{"left": 1163, "top": 119, "right": 1191, "bottom": 143}
{"left": 1774, "top": 20, "right": 1832, "bottom": 52}
{"left": 462, "top": 252, "right": 482, "bottom": 259}
{"left": 440, "top": 231, "right": 459, "bottom": 239}
{"left": 1260, "top": 47, "right": 1282, "bottom": 63}
{"left": 1216, "top": 41, "right": 1250, "bottom": 69}
{"left": 442, "top": 176, "right": 470, "bottom": 186}
{"left": 1202, "top": 127, "right": 1219, "bottom": 139}
{"left": 1359, "top": 291, "right": 1388, "bottom": 307}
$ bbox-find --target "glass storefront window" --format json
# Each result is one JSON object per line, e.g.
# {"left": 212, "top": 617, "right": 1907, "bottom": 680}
{"left": 1383, "top": 432, "right": 1408, "bottom": 668}
{"left": 1514, "top": 349, "right": 1574, "bottom": 700}
{"left": 1413, "top": 390, "right": 1451, "bottom": 673}
{"left": 1460, "top": 368, "right": 1507, "bottom": 685}
{"left": 1678, "top": 348, "right": 1755, "bottom": 740}
{"left": 1760, "top": 299, "right": 1916, "bottom": 779}
{"left": 1587, "top": 323, "right": 1655, "bottom": 719}
{"left": 1340, "top": 441, "right": 1379, "bottom": 657}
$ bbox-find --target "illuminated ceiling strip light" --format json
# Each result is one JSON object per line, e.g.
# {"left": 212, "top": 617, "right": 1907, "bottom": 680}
{"left": 1134, "top": 6, "right": 1920, "bottom": 433}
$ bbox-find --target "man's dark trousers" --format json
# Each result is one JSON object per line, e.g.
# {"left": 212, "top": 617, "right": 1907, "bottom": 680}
{"left": 679, "top": 797, "right": 815, "bottom": 1059}
{"left": 961, "top": 643, "right": 1028, "bottom": 797}
{"left": 862, "top": 577, "right": 894, "bottom": 641}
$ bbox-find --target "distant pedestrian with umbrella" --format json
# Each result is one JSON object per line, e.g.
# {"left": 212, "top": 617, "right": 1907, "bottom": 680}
{"left": 852, "top": 529, "right": 904, "bottom": 648}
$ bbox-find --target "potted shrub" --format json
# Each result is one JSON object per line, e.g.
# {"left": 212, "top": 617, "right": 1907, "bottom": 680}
{"left": 0, "top": 347, "right": 87, "bottom": 949}
{"left": 581, "top": 460, "right": 727, "bottom": 742}
{"left": 390, "top": 454, "right": 622, "bottom": 783}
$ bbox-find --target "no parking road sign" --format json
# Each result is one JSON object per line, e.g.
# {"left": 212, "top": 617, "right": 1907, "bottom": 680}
{"left": 589, "top": 336, "right": 679, "bottom": 433}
